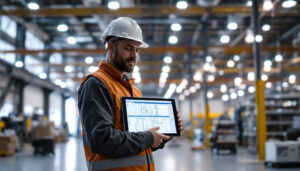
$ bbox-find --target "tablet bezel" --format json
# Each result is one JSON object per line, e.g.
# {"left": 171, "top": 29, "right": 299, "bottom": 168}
{"left": 121, "top": 97, "right": 180, "bottom": 136}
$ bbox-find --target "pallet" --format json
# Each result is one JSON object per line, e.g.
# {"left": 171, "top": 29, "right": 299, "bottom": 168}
{"left": 0, "top": 151, "right": 14, "bottom": 157}
{"left": 265, "top": 161, "right": 300, "bottom": 168}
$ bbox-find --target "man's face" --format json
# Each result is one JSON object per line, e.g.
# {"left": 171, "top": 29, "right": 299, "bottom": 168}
{"left": 110, "top": 39, "right": 141, "bottom": 73}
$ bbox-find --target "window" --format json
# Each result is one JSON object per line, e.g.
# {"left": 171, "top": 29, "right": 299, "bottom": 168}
{"left": 0, "top": 16, "right": 17, "bottom": 38}
{"left": 65, "top": 97, "right": 78, "bottom": 136}
{"left": 0, "top": 102, "right": 13, "bottom": 118}
{"left": 49, "top": 108, "right": 62, "bottom": 128}
{"left": 25, "top": 30, "right": 44, "bottom": 50}
{"left": 0, "top": 40, "right": 15, "bottom": 64}
{"left": 25, "top": 55, "right": 44, "bottom": 76}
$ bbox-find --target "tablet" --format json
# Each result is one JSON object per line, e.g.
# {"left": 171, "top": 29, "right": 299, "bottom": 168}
{"left": 122, "top": 97, "right": 180, "bottom": 136}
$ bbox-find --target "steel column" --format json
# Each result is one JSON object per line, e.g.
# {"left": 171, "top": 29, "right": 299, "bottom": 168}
{"left": 252, "top": 0, "right": 267, "bottom": 161}
{"left": 43, "top": 88, "right": 52, "bottom": 117}
{"left": 0, "top": 77, "right": 14, "bottom": 109}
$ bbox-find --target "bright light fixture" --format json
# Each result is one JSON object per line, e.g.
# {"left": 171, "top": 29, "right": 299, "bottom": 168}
{"left": 85, "top": 56, "right": 94, "bottom": 64}
{"left": 255, "top": 35, "right": 263, "bottom": 42}
{"left": 234, "top": 77, "right": 242, "bottom": 86}
{"left": 207, "top": 91, "right": 214, "bottom": 99}
{"left": 263, "top": 0, "right": 274, "bottom": 11}
{"left": 282, "top": 81, "right": 289, "bottom": 88}
{"left": 245, "top": 30, "right": 254, "bottom": 43}
{"left": 193, "top": 71, "right": 202, "bottom": 81}
{"left": 261, "top": 74, "right": 268, "bottom": 81}
{"left": 108, "top": 1, "right": 120, "bottom": 10}
{"left": 171, "top": 23, "right": 182, "bottom": 31}
{"left": 160, "top": 72, "right": 168, "bottom": 78}
{"left": 275, "top": 54, "right": 283, "bottom": 62}
{"left": 168, "top": 36, "right": 178, "bottom": 44}
{"left": 233, "top": 55, "right": 240, "bottom": 61}
{"left": 266, "top": 82, "right": 272, "bottom": 88}
{"left": 227, "top": 22, "right": 238, "bottom": 30}
{"left": 27, "top": 2, "right": 40, "bottom": 10}
{"left": 162, "top": 65, "right": 171, "bottom": 72}
{"left": 247, "top": 72, "right": 255, "bottom": 81}
{"left": 282, "top": 0, "right": 297, "bottom": 8}
{"left": 88, "top": 66, "right": 98, "bottom": 73}
{"left": 220, "top": 84, "right": 227, "bottom": 93}
{"left": 206, "top": 56, "right": 213, "bottom": 62}
{"left": 227, "top": 60, "right": 235, "bottom": 68}
{"left": 248, "top": 86, "right": 255, "bottom": 93}
{"left": 189, "top": 87, "right": 196, "bottom": 93}
{"left": 230, "top": 93, "right": 237, "bottom": 99}
{"left": 135, "top": 77, "right": 141, "bottom": 83}
{"left": 64, "top": 65, "right": 73, "bottom": 73}
{"left": 207, "top": 75, "right": 215, "bottom": 82}
{"left": 39, "top": 73, "right": 47, "bottom": 79}
{"left": 218, "top": 70, "right": 224, "bottom": 76}
{"left": 176, "top": 1, "right": 188, "bottom": 10}
{"left": 220, "top": 35, "right": 230, "bottom": 44}
{"left": 246, "top": 0, "right": 253, "bottom": 6}
{"left": 264, "top": 60, "right": 272, "bottom": 67}
{"left": 203, "top": 62, "right": 211, "bottom": 71}
{"left": 57, "top": 24, "right": 68, "bottom": 32}
{"left": 163, "top": 56, "right": 173, "bottom": 64}
{"left": 179, "top": 94, "right": 185, "bottom": 101}
{"left": 262, "top": 24, "right": 271, "bottom": 31}
{"left": 238, "top": 90, "right": 245, "bottom": 97}
{"left": 222, "top": 94, "right": 229, "bottom": 101}
{"left": 195, "top": 83, "right": 201, "bottom": 89}
{"left": 288, "top": 74, "right": 296, "bottom": 84}
{"left": 67, "top": 36, "right": 77, "bottom": 44}
{"left": 164, "top": 83, "right": 177, "bottom": 98}
{"left": 183, "top": 90, "right": 190, "bottom": 96}
{"left": 15, "top": 61, "right": 24, "bottom": 68}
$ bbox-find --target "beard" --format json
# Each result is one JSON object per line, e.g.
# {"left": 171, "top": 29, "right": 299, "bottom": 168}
{"left": 112, "top": 47, "right": 136, "bottom": 73}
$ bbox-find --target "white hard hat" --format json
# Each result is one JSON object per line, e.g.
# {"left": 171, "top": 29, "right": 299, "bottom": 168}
{"left": 101, "top": 17, "right": 149, "bottom": 48}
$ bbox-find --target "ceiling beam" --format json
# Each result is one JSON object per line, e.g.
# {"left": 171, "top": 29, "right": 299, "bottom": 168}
{"left": 1, "top": 45, "right": 299, "bottom": 55}
{"left": 0, "top": 6, "right": 299, "bottom": 17}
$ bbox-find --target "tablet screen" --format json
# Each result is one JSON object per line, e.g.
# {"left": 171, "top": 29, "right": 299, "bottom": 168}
{"left": 122, "top": 97, "right": 180, "bottom": 136}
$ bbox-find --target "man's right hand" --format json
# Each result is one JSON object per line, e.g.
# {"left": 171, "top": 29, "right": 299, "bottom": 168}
{"left": 148, "top": 127, "right": 170, "bottom": 148}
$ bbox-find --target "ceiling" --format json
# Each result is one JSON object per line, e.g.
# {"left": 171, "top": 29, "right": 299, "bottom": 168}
{"left": 0, "top": 0, "right": 300, "bottom": 98}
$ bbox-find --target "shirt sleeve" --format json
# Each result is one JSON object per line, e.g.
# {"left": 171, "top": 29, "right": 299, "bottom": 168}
{"left": 78, "top": 76, "right": 154, "bottom": 158}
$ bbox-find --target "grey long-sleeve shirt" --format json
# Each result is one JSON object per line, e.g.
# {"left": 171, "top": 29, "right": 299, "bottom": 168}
{"left": 78, "top": 76, "right": 154, "bottom": 158}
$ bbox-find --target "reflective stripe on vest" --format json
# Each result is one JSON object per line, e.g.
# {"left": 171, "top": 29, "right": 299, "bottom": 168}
{"left": 86, "top": 152, "right": 154, "bottom": 170}
{"left": 82, "top": 135, "right": 154, "bottom": 170}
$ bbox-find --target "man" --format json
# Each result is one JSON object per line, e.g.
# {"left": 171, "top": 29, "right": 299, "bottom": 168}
{"left": 78, "top": 17, "right": 183, "bottom": 171}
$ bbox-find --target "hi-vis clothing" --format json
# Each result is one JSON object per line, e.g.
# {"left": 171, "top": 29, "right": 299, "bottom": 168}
{"left": 78, "top": 61, "right": 155, "bottom": 171}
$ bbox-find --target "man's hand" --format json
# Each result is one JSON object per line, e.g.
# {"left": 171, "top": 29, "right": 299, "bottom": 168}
{"left": 148, "top": 127, "right": 170, "bottom": 148}
{"left": 177, "top": 111, "right": 183, "bottom": 132}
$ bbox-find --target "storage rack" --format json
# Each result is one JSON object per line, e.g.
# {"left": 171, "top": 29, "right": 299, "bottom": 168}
{"left": 244, "top": 93, "right": 300, "bottom": 153}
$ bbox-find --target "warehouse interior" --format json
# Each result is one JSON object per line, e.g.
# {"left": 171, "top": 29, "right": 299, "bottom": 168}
{"left": 0, "top": 0, "right": 300, "bottom": 170}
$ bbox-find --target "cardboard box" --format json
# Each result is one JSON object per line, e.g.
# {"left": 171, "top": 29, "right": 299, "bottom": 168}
{"left": 0, "top": 136, "right": 18, "bottom": 143}
{"left": 0, "top": 142, "right": 16, "bottom": 155}
{"left": 34, "top": 125, "right": 53, "bottom": 139}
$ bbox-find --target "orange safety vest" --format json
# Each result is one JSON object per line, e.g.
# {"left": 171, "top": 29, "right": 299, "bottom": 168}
{"left": 79, "top": 61, "right": 155, "bottom": 171}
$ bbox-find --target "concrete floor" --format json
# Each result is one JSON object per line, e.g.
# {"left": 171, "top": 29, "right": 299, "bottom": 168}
{"left": 0, "top": 137, "right": 299, "bottom": 171}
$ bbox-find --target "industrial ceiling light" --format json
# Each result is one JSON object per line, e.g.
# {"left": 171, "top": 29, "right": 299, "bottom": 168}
{"left": 60, "top": 82, "right": 67, "bottom": 88}
{"left": 282, "top": 81, "right": 289, "bottom": 88}
{"left": 57, "top": 24, "right": 68, "bottom": 32}
{"left": 282, "top": 0, "right": 297, "bottom": 8}
{"left": 222, "top": 94, "right": 229, "bottom": 101}
{"left": 237, "top": 90, "right": 244, "bottom": 97}
{"left": 227, "top": 22, "right": 238, "bottom": 30}
{"left": 275, "top": 54, "right": 283, "bottom": 62}
{"left": 171, "top": 23, "right": 182, "bottom": 31}
{"left": 263, "top": 0, "right": 274, "bottom": 11}
{"left": 220, "top": 84, "right": 227, "bottom": 93}
{"left": 85, "top": 56, "right": 94, "bottom": 64}
{"left": 255, "top": 35, "right": 263, "bottom": 42}
{"left": 183, "top": 89, "right": 190, "bottom": 96}
{"left": 233, "top": 55, "right": 240, "bottom": 61}
{"left": 210, "top": 65, "right": 216, "bottom": 73}
{"left": 39, "top": 73, "right": 47, "bottom": 79}
{"left": 266, "top": 82, "right": 272, "bottom": 88}
{"left": 108, "top": 0, "right": 120, "bottom": 10}
{"left": 288, "top": 74, "right": 296, "bottom": 84}
{"left": 220, "top": 35, "right": 230, "bottom": 44}
{"left": 227, "top": 60, "right": 235, "bottom": 68}
{"left": 245, "top": 29, "right": 254, "bottom": 43}
{"left": 264, "top": 60, "right": 272, "bottom": 67}
{"left": 205, "top": 56, "right": 213, "bottom": 62}
{"left": 262, "top": 24, "right": 271, "bottom": 31}
{"left": 189, "top": 86, "right": 196, "bottom": 93}
{"left": 88, "top": 66, "right": 98, "bottom": 73}
{"left": 27, "top": 2, "right": 40, "bottom": 10}
{"left": 163, "top": 56, "right": 173, "bottom": 64}
{"left": 162, "top": 65, "right": 171, "bottom": 72}
{"left": 230, "top": 92, "right": 237, "bottom": 99}
{"left": 248, "top": 86, "right": 255, "bottom": 93}
{"left": 246, "top": 0, "right": 252, "bottom": 6}
{"left": 67, "top": 36, "right": 77, "bottom": 44}
{"left": 64, "top": 65, "right": 73, "bottom": 73}
{"left": 207, "top": 75, "right": 215, "bottom": 82}
{"left": 234, "top": 77, "right": 242, "bottom": 86}
{"left": 207, "top": 91, "right": 214, "bottom": 99}
{"left": 15, "top": 61, "right": 24, "bottom": 68}
{"left": 176, "top": 0, "right": 188, "bottom": 10}
{"left": 218, "top": 70, "right": 224, "bottom": 76}
{"left": 179, "top": 94, "right": 185, "bottom": 101}
{"left": 168, "top": 36, "right": 178, "bottom": 44}
{"left": 195, "top": 83, "right": 201, "bottom": 89}
{"left": 164, "top": 83, "right": 177, "bottom": 98}
{"left": 160, "top": 72, "right": 168, "bottom": 78}
{"left": 247, "top": 72, "right": 255, "bottom": 81}
{"left": 261, "top": 74, "right": 268, "bottom": 81}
